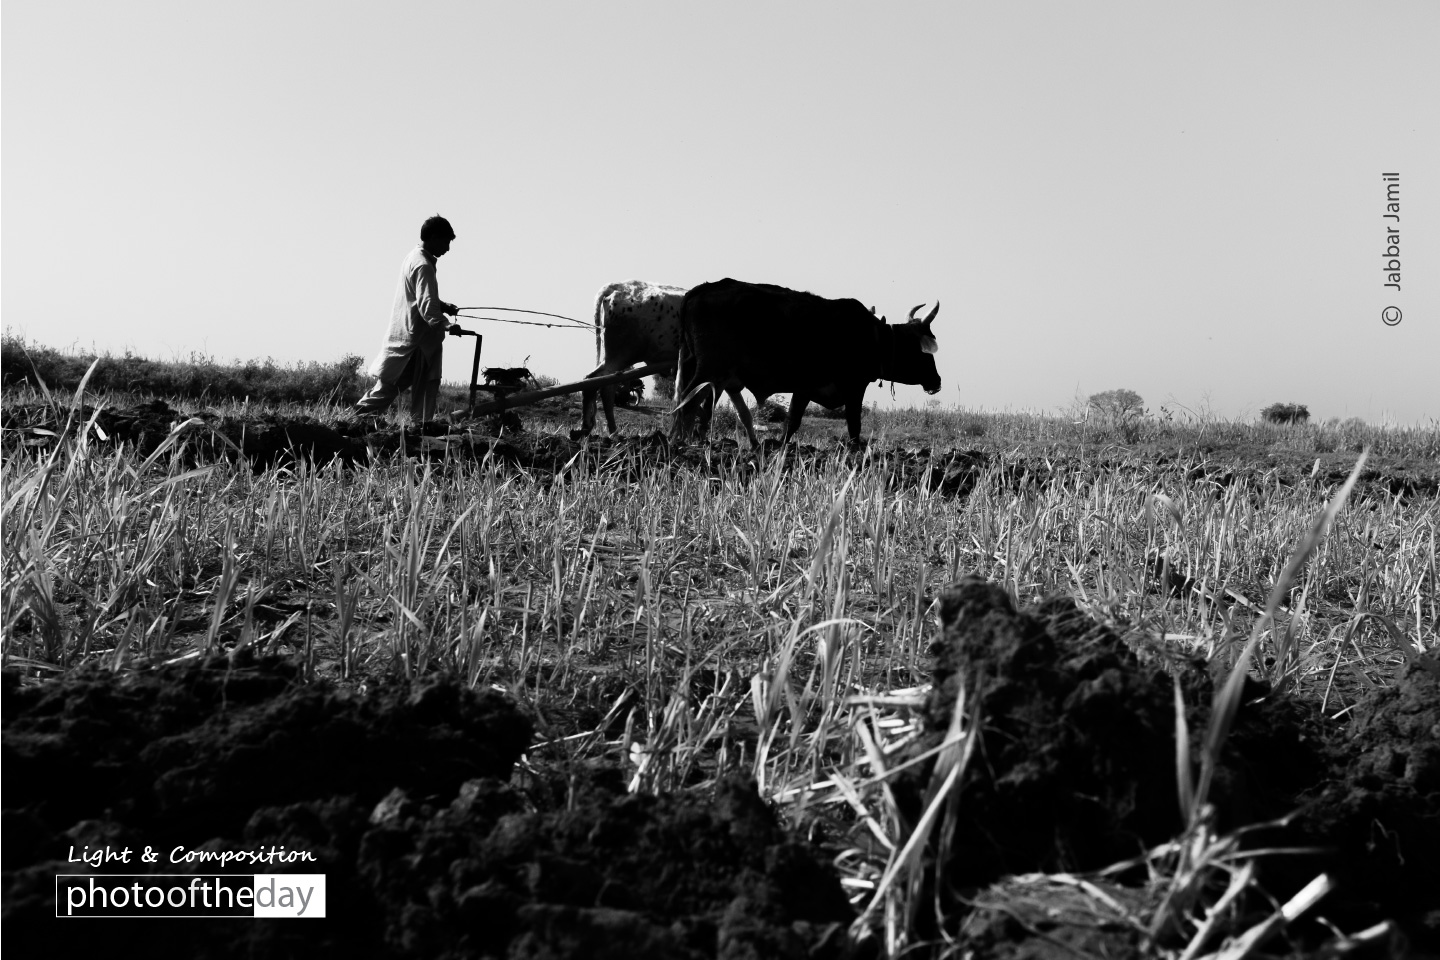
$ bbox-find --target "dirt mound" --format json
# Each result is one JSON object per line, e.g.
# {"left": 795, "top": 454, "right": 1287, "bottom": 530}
{"left": 1296, "top": 659, "right": 1440, "bottom": 943}
{"left": 13, "top": 399, "right": 1433, "bottom": 503}
{"left": 1, "top": 400, "right": 370, "bottom": 468}
{"left": 916, "top": 578, "right": 1215, "bottom": 883}
{"left": 360, "top": 777, "right": 852, "bottom": 959}
{"left": 6, "top": 398, "right": 1437, "bottom": 502}
{"left": 2, "top": 655, "right": 851, "bottom": 959}
{"left": 911, "top": 576, "right": 1440, "bottom": 951}
{"left": 0, "top": 400, "right": 1011, "bottom": 502}
{"left": 224, "top": 415, "right": 369, "bottom": 468}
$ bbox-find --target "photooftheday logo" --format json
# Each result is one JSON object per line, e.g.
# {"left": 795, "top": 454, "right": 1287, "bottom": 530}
{"left": 56, "top": 874, "right": 326, "bottom": 918}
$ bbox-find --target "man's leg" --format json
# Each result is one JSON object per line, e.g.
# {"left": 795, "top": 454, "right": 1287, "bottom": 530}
{"left": 408, "top": 347, "right": 442, "bottom": 424}
{"left": 355, "top": 354, "right": 415, "bottom": 417}
{"left": 355, "top": 378, "right": 399, "bottom": 415}
{"left": 417, "top": 378, "right": 441, "bottom": 423}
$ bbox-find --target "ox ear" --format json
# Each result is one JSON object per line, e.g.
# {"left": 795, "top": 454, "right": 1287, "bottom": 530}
{"left": 920, "top": 334, "right": 939, "bottom": 355}
{"left": 869, "top": 304, "right": 877, "bottom": 315}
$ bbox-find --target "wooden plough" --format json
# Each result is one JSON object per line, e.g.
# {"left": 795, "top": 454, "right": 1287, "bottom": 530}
{"left": 450, "top": 327, "right": 660, "bottom": 416}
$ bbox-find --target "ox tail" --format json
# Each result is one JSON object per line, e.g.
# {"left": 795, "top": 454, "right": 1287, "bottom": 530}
{"left": 592, "top": 290, "right": 607, "bottom": 366}
{"left": 669, "top": 378, "right": 716, "bottom": 444}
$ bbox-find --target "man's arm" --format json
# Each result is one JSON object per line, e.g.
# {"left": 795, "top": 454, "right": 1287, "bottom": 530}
{"left": 441, "top": 298, "right": 462, "bottom": 334}
{"left": 414, "top": 261, "right": 452, "bottom": 332}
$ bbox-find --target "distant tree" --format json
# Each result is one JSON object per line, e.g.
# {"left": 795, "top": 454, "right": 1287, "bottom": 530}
{"left": 651, "top": 373, "right": 676, "bottom": 400}
{"left": 760, "top": 400, "right": 788, "bottom": 423}
{"left": 1087, "top": 389, "right": 1146, "bottom": 441}
{"left": 1261, "top": 402, "right": 1310, "bottom": 425}
{"left": 1088, "top": 389, "right": 1145, "bottom": 424}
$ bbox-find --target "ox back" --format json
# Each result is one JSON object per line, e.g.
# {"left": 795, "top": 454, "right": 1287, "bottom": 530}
{"left": 572, "top": 280, "right": 688, "bottom": 439}
{"left": 671, "top": 278, "right": 940, "bottom": 447}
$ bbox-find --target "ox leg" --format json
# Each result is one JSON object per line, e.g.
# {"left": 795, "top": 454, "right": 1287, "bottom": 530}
{"left": 728, "top": 388, "right": 761, "bottom": 449}
{"left": 782, "top": 393, "right": 809, "bottom": 445}
{"left": 600, "top": 383, "right": 619, "bottom": 434}
{"left": 844, "top": 386, "right": 867, "bottom": 443}
{"left": 572, "top": 364, "right": 608, "bottom": 440}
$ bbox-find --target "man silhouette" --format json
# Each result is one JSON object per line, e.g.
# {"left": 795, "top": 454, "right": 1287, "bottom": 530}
{"left": 355, "top": 215, "right": 462, "bottom": 423}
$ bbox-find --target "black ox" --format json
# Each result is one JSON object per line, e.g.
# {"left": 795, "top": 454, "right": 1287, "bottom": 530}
{"left": 670, "top": 278, "right": 941, "bottom": 447}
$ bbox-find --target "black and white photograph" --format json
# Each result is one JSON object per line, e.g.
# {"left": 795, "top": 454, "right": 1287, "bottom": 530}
{"left": 3, "top": 3, "right": 1437, "bottom": 957}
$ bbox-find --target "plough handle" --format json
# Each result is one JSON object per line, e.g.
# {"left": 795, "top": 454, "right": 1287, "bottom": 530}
{"left": 447, "top": 328, "right": 484, "bottom": 415}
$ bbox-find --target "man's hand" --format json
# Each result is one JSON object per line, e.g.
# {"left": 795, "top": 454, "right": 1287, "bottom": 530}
{"left": 445, "top": 303, "right": 460, "bottom": 316}
{"left": 448, "top": 323, "right": 465, "bottom": 336}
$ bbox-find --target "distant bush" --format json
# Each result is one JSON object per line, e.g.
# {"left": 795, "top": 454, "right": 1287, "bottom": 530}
{"left": 1261, "top": 402, "right": 1310, "bottom": 425}
{"left": 1321, "top": 415, "right": 1367, "bottom": 434}
{"left": 1, "top": 336, "right": 366, "bottom": 405}
{"left": 1088, "top": 389, "right": 1145, "bottom": 424}
{"left": 651, "top": 373, "right": 676, "bottom": 401}
{"left": 709, "top": 405, "right": 740, "bottom": 434}
{"left": 807, "top": 402, "right": 847, "bottom": 420}
{"left": 759, "top": 400, "right": 788, "bottom": 424}
{"left": 1087, "top": 389, "right": 1146, "bottom": 440}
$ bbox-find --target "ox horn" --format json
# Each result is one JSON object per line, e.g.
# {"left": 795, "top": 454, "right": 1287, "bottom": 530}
{"left": 923, "top": 301, "right": 940, "bottom": 324}
{"left": 907, "top": 303, "right": 927, "bottom": 321}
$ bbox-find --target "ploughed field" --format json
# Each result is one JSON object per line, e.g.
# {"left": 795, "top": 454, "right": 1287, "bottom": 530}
{"left": 3, "top": 391, "right": 1438, "bottom": 958}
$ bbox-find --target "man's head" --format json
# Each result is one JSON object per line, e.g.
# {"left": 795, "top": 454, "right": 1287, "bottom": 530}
{"left": 420, "top": 215, "right": 455, "bottom": 257}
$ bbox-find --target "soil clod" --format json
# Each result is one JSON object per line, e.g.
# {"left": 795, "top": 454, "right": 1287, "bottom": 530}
{"left": 2, "top": 655, "right": 851, "bottom": 959}
{"left": 905, "top": 576, "right": 1440, "bottom": 953}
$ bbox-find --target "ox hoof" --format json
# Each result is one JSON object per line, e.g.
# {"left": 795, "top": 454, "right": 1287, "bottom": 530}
{"left": 569, "top": 428, "right": 592, "bottom": 441}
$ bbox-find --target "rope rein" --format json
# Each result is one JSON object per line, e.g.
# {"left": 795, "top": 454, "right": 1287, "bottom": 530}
{"left": 456, "top": 314, "right": 590, "bottom": 330}
{"left": 455, "top": 306, "right": 592, "bottom": 330}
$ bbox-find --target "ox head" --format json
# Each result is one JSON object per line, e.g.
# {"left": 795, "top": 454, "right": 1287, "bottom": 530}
{"left": 888, "top": 302, "right": 941, "bottom": 393}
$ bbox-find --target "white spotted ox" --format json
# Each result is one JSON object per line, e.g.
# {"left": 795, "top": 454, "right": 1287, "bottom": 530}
{"left": 572, "top": 280, "right": 688, "bottom": 439}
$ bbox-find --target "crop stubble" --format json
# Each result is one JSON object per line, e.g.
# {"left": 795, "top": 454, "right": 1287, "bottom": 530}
{"left": 3, "top": 396, "right": 1438, "bottom": 956}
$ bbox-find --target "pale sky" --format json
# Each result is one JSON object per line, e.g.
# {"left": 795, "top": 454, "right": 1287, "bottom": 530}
{"left": 4, "top": 2, "right": 1437, "bottom": 423}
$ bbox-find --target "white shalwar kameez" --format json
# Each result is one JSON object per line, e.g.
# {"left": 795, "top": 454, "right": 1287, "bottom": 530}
{"left": 355, "top": 244, "right": 457, "bottom": 422}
